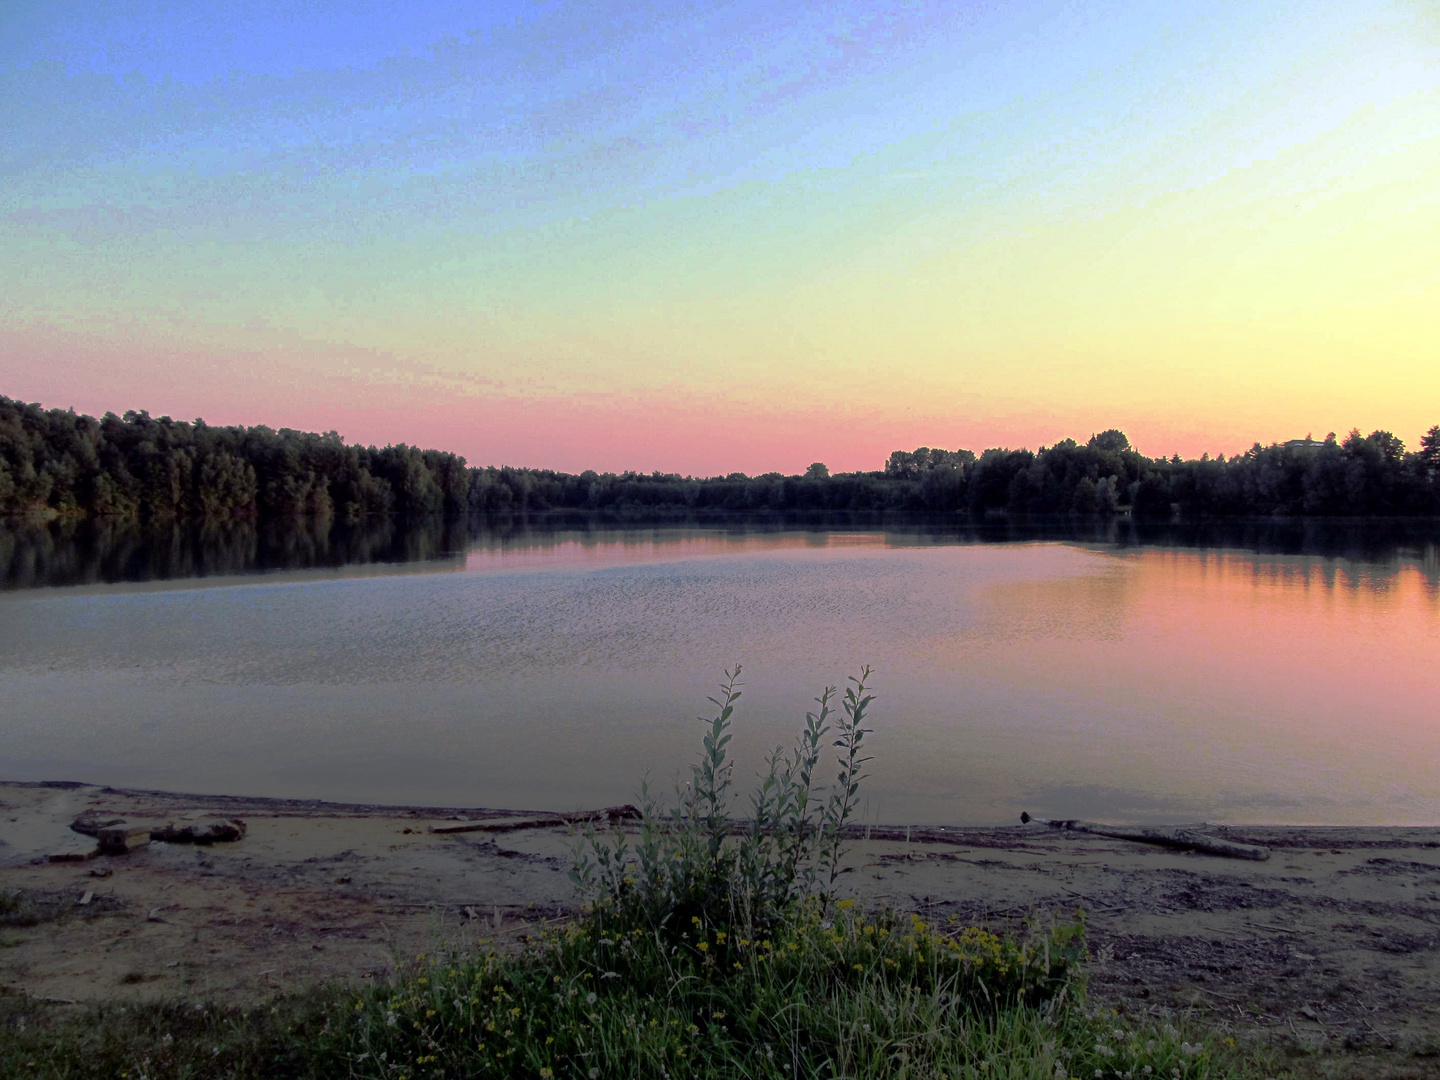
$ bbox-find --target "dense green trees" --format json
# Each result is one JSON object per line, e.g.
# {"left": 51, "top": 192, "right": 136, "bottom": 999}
{"left": 0, "top": 398, "right": 467, "bottom": 521}
{"left": 2, "top": 395, "right": 1438, "bottom": 521}
{"left": 872, "top": 428, "right": 1440, "bottom": 518}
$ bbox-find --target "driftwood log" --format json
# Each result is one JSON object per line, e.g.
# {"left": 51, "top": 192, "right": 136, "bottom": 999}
{"left": 71, "top": 813, "right": 246, "bottom": 845}
{"left": 150, "top": 818, "right": 247, "bottom": 844}
{"left": 97, "top": 824, "right": 151, "bottom": 854}
{"left": 430, "top": 805, "right": 641, "bottom": 835}
{"left": 69, "top": 813, "right": 125, "bottom": 836}
{"left": 1020, "top": 812, "right": 1270, "bottom": 861}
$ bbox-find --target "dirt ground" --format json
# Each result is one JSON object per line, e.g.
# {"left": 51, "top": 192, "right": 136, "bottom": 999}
{"left": 3, "top": 781, "right": 1438, "bottom": 1077}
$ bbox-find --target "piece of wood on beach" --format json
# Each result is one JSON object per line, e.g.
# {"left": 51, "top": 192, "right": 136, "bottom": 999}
{"left": 97, "top": 823, "right": 152, "bottom": 855}
{"left": 430, "top": 805, "right": 640, "bottom": 834}
{"left": 49, "top": 841, "right": 102, "bottom": 863}
{"left": 430, "top": 817, "right": 559, "bottom": 834}
{"left": 151, "top": 818, "right": 247, "bottom": 844}
{"left": 1020, "top": 812, "right": 1270, "bottom": 861}
{"left": 69, "top": 813, "right": 126, "bottom": 837}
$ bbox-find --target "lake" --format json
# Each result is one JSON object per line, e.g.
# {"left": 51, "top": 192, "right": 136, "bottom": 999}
{"left": 2, "top": 517, "right": 1437, "bottom": 825}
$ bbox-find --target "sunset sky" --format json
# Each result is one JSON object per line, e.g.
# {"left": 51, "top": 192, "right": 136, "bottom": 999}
{"left": 2, "top": 0, "right": 1436, "bottom": 475}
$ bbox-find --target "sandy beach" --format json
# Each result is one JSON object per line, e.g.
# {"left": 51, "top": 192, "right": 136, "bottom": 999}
{"left": 3, "top": 781, "right": 1438, "bottom": 1075}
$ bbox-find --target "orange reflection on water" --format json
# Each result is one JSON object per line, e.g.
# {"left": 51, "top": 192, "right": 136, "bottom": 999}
{"left": 462, "top": 529, "right": 894, "bottom": 573}
{"left": 1126, "top": 549, "right": 1440, "bottom": 742}
{"left": 961, "top": 547, "right": 1440, "bottom": 823}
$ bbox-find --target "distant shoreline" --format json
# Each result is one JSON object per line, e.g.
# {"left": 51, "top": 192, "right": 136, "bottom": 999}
{"left": 6, "top": 395, "right": 1439, "bottom": 522}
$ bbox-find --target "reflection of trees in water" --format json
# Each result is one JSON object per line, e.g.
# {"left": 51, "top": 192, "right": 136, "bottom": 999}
{"left": 1132, "top": 519, "right": 1440, "bottom": 593}
{"left": 0, "top": 516, "right": 471, "bottom": 589}
{"left": 2, "top": 512, "right": 1437, "bottom": 591}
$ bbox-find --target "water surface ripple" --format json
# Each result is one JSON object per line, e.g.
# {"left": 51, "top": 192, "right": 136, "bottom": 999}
{"left": 2, "top": 527, "right": 1436, "bottom": 824}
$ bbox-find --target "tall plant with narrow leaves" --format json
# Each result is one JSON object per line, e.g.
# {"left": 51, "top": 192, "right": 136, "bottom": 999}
{"left": 570, "top": 665, "right": 877, "bottom": 939}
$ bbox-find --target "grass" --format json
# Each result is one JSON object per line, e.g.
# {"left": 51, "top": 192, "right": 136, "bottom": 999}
{"left": 0, "top": 989, "right": 353, "bottom": 1078}
{"left": 340, "top": 903, "right": 1263, "bottom": 1080}
{"left": 0, "top": 911, "right": 1277, "bottom": 1079}
{"left": 0, "top": 668, "right": 1294, "bottom": 1078}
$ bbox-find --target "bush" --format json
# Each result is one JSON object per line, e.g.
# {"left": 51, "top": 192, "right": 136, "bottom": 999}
{"left": 569, "top": 665, "right": 876, "bottom": 941}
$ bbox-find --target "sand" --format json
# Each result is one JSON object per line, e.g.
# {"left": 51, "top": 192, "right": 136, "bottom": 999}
{"left": 3, "top": 781, "right": 1438, "bottom": 1073}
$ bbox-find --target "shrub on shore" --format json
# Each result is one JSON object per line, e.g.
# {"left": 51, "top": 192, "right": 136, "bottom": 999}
{"left": 568, "top": 665, "right": 878, "bottom": 941}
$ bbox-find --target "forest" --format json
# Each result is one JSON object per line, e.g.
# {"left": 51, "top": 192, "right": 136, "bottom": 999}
{"left": 3, "top": 395, "right": 1438, "bottom": 521}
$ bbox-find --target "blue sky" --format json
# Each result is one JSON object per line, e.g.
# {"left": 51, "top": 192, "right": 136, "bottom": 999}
{"left": 3, "top": 1, "right": 1436, "bottom": 472}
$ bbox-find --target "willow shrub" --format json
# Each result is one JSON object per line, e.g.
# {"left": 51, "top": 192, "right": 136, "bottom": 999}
{"left": 569, "top": 665, "right": 878, "bottom": 942}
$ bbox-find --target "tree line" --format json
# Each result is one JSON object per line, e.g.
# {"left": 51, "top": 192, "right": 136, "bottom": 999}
{"left": 0, "top": 397, "right": 467, "bottom": 521}
{"left": 3, "top": 395, "right": 1438, "bottom": 521}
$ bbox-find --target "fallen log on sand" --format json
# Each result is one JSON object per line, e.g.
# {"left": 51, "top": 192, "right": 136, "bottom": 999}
{"left": 1020, "top": 812, "right": 1270, "bottom": 861}
{"left": 150, "top": 818, "right": 247, "bottom": 844}
{"left": 72, "top": 813, "right": 247, "bottom": 845}
{"left": 430, "top": 805, "right": 640, "bottom": 835}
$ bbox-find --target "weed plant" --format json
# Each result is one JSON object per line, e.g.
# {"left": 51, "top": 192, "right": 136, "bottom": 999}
{"left": 569, "top": 665, "right": 877, "bottom": 940}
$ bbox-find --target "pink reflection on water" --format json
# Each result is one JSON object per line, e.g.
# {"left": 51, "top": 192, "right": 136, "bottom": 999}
{"left": 462, "top": 530, "right": 895, "bottom": 573}
{"left": 961, "top": 547, "right": 1440, "bottom": 823}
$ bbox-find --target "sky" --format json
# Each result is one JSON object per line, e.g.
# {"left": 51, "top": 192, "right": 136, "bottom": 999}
{"left": 2, "top": 0, "right": 1436, "bottom": 475}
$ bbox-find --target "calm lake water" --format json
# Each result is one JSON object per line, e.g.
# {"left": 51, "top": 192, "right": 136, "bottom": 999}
{"left": 2, "top": 518, "right": 1438, "bottom": 825}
